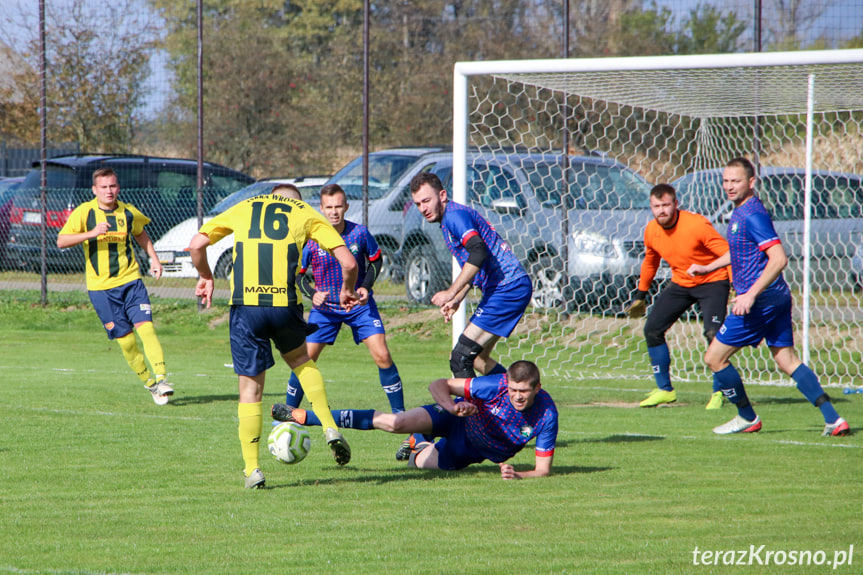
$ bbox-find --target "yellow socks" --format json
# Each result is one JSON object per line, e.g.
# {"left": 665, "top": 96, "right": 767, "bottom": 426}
{"left": 116, "top": 332, "right": 150, "bottom": 383}
{"left": 294, "top": 360, "right": 339, "bottom": 431}
{"left": 238, "top": 402, "right": 262, "bottom": 476}
{"left": 135, "top": 321, "right": 166, "bottom": 380}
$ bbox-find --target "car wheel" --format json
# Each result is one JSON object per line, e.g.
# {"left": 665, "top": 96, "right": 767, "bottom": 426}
{"left": 405, "top": 245, "right": 444, "bottom": 304}
{"left": 377, "top": 244, "right": 399, "bottom": 284}
{"left": 529, "top": 255, "right": 564, "bottom": 309}
{"left": 214, "top": 253, "right": 233, "bottom": 280}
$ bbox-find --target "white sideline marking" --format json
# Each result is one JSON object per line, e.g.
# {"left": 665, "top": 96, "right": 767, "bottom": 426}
{"left": 20, "top": 406, "right": 207, "bottom": 422}
{"left": 560, "top": 429, "right": 862, "bottom": 449}
{"left": 0, "top": 566, "right": 146, "bottom": 575}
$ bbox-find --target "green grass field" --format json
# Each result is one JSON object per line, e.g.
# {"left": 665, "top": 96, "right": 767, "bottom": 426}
{"left": 1, "top": 292, "right": 861, "bottom": 574}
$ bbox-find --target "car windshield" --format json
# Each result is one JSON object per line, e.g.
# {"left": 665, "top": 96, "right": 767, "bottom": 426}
{"left": 522, "top": 160, "right": 651, "bottom": 209}
{"left": 328, "top": 154, "right": 420, "bottom": 201}
{"left": 209, "top": 181, "right": 282, "bottom": 214}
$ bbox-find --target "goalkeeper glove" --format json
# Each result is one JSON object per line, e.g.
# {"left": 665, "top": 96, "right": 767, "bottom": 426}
{"left": 624, "top": 290, "right": 648, "bottom": 318}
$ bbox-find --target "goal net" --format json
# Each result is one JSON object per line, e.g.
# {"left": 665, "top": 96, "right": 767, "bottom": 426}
{"left": 450, "top": 49, "right": 863, "bottom": 386}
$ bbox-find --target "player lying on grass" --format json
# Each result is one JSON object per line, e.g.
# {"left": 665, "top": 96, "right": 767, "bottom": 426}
{"left": 272, "top": 360, "right": 558, "bottom": 480}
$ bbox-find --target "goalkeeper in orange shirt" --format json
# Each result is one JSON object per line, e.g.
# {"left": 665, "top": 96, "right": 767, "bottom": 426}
{"left": 624, "top": 184, "right": 730, "bottom": 408}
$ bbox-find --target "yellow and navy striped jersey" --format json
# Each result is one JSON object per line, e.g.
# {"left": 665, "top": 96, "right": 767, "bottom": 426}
{"left": 59, "top": 199, "right": 149, "bottom": 291}
{"left": 200, "top": 193, "right": 346, "bottom": 307}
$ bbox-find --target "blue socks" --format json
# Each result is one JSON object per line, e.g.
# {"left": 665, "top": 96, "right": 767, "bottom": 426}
{"left": 647, "top": 344, "right": 673, "bottom": 391}
{"left": 713, "top": 364, "right": 757, "bottom": 422}
{"left": 379, "top": 364, "right": 405, "bottom": 413}
{"left": 791, "top": 364, "right": 839, "bottom": 424}
{"left": 302, "top": 409, "right": 376, "bottom": 430}
{"left": 286, "top": 372, "right": 304, "bottom": 407}
{"left": 287, "top": 364, "right": 406, "bottom": 414}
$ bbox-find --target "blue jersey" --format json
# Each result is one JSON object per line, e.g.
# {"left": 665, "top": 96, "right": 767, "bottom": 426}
{"left": 459, "top": 373, "right": 558, "bottom": 463}
{"left": 300, "top": 220, "right": 381, "bottom": 313}
{"left": 440, "top": 201, "right": 527, "bottom": 292}
{"left": 727, "top": 196, "right": 790, "bottom": 305}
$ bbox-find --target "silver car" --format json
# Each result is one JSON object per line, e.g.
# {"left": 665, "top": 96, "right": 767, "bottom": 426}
{"left": 396, "top": 152, "right": 659, "bottom": 309}
{"left": 672, "top": 167, "right": 863, "bottom": 291}
{"left": 324, "top": 146, "right": 449, "bottom": 282}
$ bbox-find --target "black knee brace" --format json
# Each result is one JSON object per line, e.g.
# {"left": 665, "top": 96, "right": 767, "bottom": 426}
{"left": 814, "top": 393, "right": 831, "bottom": 407}
{"left": 450, "top": 334, "right": 484, "bottom": 378}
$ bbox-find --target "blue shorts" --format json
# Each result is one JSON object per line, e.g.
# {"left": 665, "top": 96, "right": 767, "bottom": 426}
{"left": 422, "top": 404, "right": 486, "bottom": 470}
{"left": 471, "top": 275, "right": 532, "bottom": 338}
{"left": 229, "top": 305, "right": 307, "bottom": 377}
{"left": 306, "top": 299, "right": 386, "bottom": 345}
{"left": 716, "top": 298, "right": 794, "bottom": 348}
{"left": 89, "top": 279, "right": 153, "bottom": 340}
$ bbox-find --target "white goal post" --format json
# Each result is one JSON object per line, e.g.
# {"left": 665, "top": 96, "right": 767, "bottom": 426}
{"left": 451, "top": 49, "right": 863, "bottom": 386}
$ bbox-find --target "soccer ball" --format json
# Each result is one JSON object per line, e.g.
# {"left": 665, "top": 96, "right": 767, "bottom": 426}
{"left": 268, "top": 422, "right": 311, "bottom": 464}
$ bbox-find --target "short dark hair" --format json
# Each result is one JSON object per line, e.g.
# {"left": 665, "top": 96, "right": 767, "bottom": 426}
{"left": 92, "top": 168, "right": 117, "bottom": 185}
{"left": 410, "top": 172, "right": 443, "bottom": 194}
{"left": 271, "top": 183, "right": 301, "bottom": 200}
{"left": 320, "top": 183, "right": 346, "bottom": 199}
{"left": 650, "top": 183, "right": 676, "bottom": 201}
{"left": 507, "top": 360, "right": 541, "bottom": 388}
{"left": 726, "top": 157, "right": 756, "bottom": 180}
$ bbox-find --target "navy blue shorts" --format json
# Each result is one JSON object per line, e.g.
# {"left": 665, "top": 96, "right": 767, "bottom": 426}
{"left": 421, "top": 404, "right": 486, "bottom": 470}
{"left": 306, "top": 299, "right": 386, "bottom": 345}
{"left": 89, "top": 279, "right": 153, "bottom": 340}
{"left": 471, "top": 275, "right": 532, "bottom": 338}
{"left": 716, "top": 298, "right": 794, "bottom": 348}
{"left": 229, "top": 305, "right": 307, "bottom": 377}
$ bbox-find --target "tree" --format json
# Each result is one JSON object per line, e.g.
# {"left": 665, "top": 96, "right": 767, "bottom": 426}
{"left": 676, "top": 4, "right": 747, "bottom": 55}
{"left": 1, "top": 0, "right": 159, "bottom": 151}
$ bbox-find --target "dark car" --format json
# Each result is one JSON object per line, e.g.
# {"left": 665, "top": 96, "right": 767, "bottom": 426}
{"left": 0, "top": 176, "right": 25, "bottom": 268}
{"left": 6, "top": 154, "right": 253, "bottom": 272}
{"left": 673, "top": 167, "right": 863, "bottom": 291}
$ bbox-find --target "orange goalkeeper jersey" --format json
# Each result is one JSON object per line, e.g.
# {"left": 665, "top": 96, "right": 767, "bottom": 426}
{"left": 638, "top": 210, "right": 729, "bottom": 291}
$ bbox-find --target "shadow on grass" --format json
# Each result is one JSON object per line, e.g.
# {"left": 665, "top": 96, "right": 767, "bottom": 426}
{"left": 575, "top": 434, "right": 666, "bottom": 444}
{"left": 262, "top": 463, "right": 613, "bottom": 489}
{"left": 167, "top": 391, "right": 290, "bottom": 406}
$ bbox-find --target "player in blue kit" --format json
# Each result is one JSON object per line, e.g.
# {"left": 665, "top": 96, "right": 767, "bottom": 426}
{"left": 408, "top": 172, "right": 532, "bottom": 379}
{"left": 279, "top": 184, "right": 405, "bottom": 414}
{"left": 688, "top": 157, "right": 850, "bottom": 436}
{"left": 273, "top": 360, "right": 557, "bottom": 479}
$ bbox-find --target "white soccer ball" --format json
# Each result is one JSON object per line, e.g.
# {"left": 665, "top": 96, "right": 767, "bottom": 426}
{"left": 268, "top": 422, "right": 311, "bottom": 464}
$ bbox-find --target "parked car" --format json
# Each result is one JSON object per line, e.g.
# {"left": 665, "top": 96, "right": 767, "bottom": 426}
{"left": 323, "top": 146, "right": 449, "bottom": 281}
{"left": 396, "top": 151, "right": 659, "bottom": 308}
{"left": 6, "top": 154, "right": 254, "bottom": 272}
{"left": 0, "top": 176, "right": 25, "bottom": 268}
{"left": 672, "top": 167, "right": 863, "bottom": 291}
{"left": 154, "top": 178, "right": 307, "bottom": 278}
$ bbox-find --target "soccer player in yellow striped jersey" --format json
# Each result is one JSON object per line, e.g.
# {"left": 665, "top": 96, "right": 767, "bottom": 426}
{"left": 188, "top": 191, "right": 360, "bottom": 488}
{"left": 57, "top": 168, "right": 173, "bottom": 405}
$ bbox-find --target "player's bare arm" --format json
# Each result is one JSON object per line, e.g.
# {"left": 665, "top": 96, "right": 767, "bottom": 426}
{"left": 439, "top": 283, "right": 472, "bottom": 321}
{"left": 56, "top": 221, "right": 111, "bottom": 249}
{"left": 432, "top": 262, "right": 479, "bottom": 309}
{"left": 500, "top": 452, "right": 553, "bottom": 480}
{"left": 188, "top": 232, "right": 215, "bottom": 309}
{"left": 428, "top": 377, "right": 478, "bottom": 417}
{"left": 133, "top": 229, "right": 162, "bottom": 279}
{"left": 731, "top": 243, "right": 787, "bottom": 316}
{"left": 687, "top": 251, "right": 731, "bottom": 276}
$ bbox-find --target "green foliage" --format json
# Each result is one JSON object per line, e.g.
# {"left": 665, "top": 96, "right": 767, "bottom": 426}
{"left": 7, "top": 0, "right": 158, "bottom": 151}
{"left": 1, "top": 297, "right": 862, "bottom": 573}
